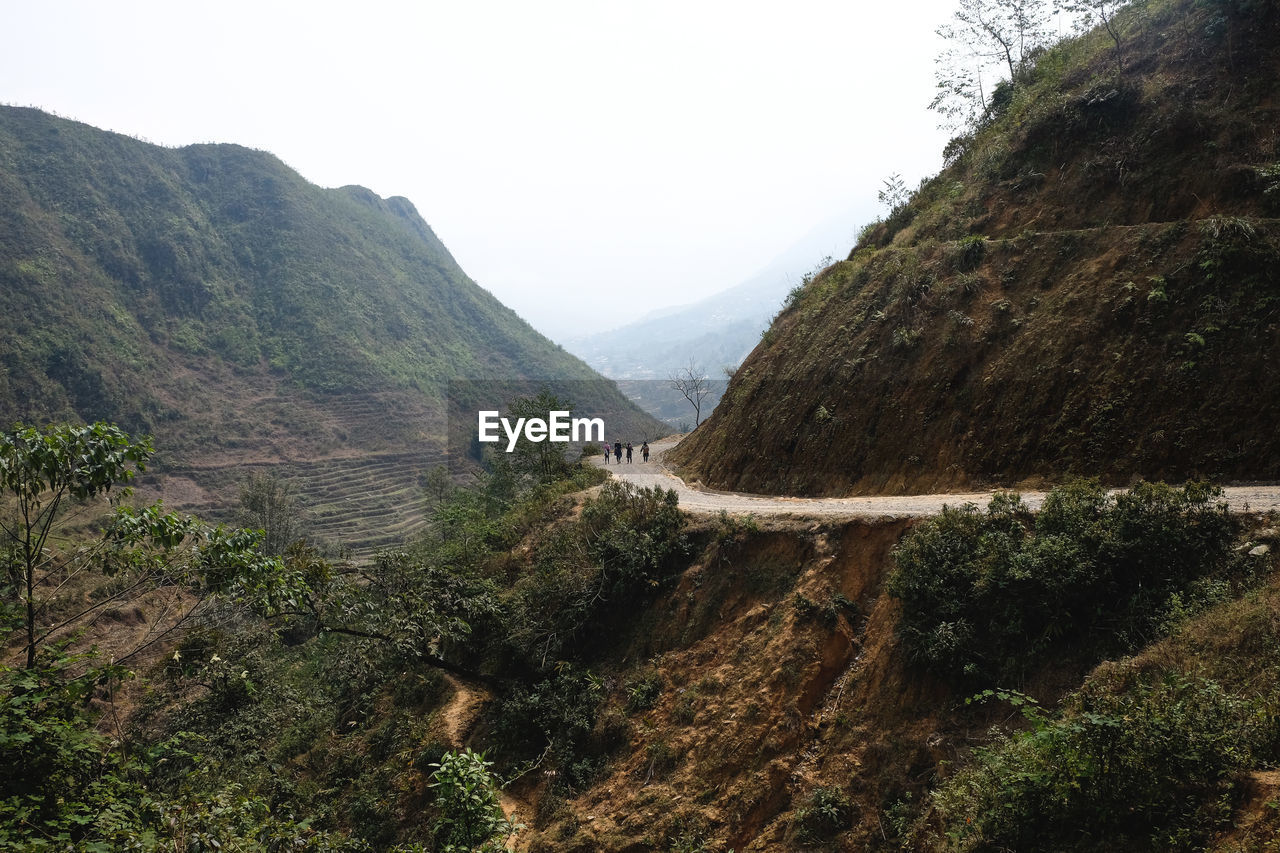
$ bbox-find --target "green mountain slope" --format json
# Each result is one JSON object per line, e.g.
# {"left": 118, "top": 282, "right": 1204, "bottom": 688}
{"left": 671, "top": 0, "right": 1280, "bottom": 496}
{"left": 0, "top": 106, "right": 660, "bottom": 552}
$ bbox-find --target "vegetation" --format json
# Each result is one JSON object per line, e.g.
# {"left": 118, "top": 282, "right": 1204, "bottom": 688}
{"left": 888, "top": 480, "right": 1240, "bottom": 684}
{"left": 917, "top": 673, "right": 1269, "bottom": 851}
{"left": 793, "top": 786, "right": 854, "bottom": 843}
{"left": 428, "top": 748, "right": 519, "bottom": 852}
{"left": 1, "top": 422, "right": 290, "bottom": 669}
{"left": 8, "top": 0, "right": 1280, "bottom": 849}
{"left": 0, "top": 424, "right": 346, "bottom": 850}
{"left": 236, "top": 471, "right": 304, "bottom": 556}
{"left": 931, "top": 0, "right": 1052, "bottom": 131}
{"left": 0, "top": 405, "right": 695, "bottom": 849}
{"left": 669, "top": 361, "right": 714, "bottom": 427}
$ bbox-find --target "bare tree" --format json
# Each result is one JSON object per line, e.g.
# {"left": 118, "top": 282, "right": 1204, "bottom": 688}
{"left": 1058, "top": 0, "right": 1140, "bottom": 52}
{"left": 669, "top": 360, "right": 712, "bottom": 428}
{"left": 931, "top": 0, "right": 1052, "bottom": 130}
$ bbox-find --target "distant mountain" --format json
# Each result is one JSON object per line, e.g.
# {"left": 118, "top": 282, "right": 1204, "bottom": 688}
{"left": 563, "top": 213, "right": 868, "bottom": 426}
{"left": 0, "top": 106, "right": 661, "bottom": 554}
{"left": 565, "top": 213, "right": 866, "bottom": 380}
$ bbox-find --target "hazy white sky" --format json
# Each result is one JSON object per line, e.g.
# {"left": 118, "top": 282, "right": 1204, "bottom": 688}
{"left": 2, "top": 1, "right": 957, "bottom": 339}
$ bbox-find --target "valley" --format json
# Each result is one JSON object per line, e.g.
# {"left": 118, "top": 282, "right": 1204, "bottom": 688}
{"left": 4, "top": 0, "right": 1280, "bottom": 850}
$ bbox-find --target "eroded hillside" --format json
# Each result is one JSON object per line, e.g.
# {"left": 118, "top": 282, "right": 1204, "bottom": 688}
{"left": 503, "top": 498, "right": 1280, "bottom": 851}
{"left": 671, "top": 0, "right": 1280, "bottom": 496}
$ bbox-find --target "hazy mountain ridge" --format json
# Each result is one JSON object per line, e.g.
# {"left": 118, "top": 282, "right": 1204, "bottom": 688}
{"left": 0, "top": 106, "right": 660, "bottom": 552}
{"left": 565, "top": 212, "right": 864, "bottom": 380}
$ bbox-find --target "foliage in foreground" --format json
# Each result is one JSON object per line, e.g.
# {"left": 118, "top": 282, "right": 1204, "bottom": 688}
{"left": 916, "top": 671, "right": 1271, "bottom": 851}
{"left": 428, "top": 748, "right": 519, "bottom": 853}
{"left": 52, "top": 411, "right": 683, "bottom": 849}
{"left": 0, "top": 651, "right": 365, "bottom": 852}
{"left": 888, "top": 480, "right": 1240, "bottom": 684}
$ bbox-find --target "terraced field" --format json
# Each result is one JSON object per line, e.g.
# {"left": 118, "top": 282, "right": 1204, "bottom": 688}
{"left": 154, "top": 449, "right": 439, "bottom": 560}
{"left": 138, "top": 392, "right": 446, "bottom": 561}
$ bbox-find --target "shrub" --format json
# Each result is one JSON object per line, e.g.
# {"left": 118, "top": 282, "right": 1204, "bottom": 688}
{"left": 581, "top": 481, "right": 688, "bottom": 591}
{"left": 794, "top": 786, "right": 853, "bottom": 843}
{"left": 950, "top": 235, "right": 987, "bottom": 272}
{"left": 923, "top": 673, "right": 1264, "bottom": 851}
{"left": 888, "top": 481, "right": 1238, "bottom": 684}
{"left": 625, "top": 671, "right": 663, "bottom": 713}
{"left": 491, "top": 668, "right": 604, "bottom": 788}
{"left": 428, "top": 748, "right": 519, "bottom": 853}
{"left": 505, "top": 482, "right": 689, "bottom": 669}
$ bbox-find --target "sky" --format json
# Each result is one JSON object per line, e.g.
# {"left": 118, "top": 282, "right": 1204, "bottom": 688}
{"left": 2, "top": 1, "right": 958, "bottom": 340}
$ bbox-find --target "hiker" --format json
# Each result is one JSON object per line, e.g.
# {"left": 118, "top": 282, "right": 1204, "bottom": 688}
{"left": 602, "top": 442, "right": 611, "bottom": 463}
{"left": 641, "top": 441, "right": 649, "bottom": 462}
{"left": 614, "top": 440, "right": 622, "bottom": 463}
{"left": 626, "top": 442, "right": 633, "bottom": 463}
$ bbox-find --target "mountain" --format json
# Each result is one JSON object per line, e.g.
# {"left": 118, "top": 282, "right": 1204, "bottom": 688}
{"left": 564, "top": 213, "right": 866, "bottom": 426}
{"left": 671, "top": 0, "right": 1280, "bottom": 496}
{"left": 566, "top": 213, "right": 864, "bottom": 380}
{"left": 0, "top": 106, "right": 661, "bottom": 553}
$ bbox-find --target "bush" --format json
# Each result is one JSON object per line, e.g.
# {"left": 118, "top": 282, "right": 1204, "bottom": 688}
{"left": 888, "top": 481, "right": 1238, "bottom": 684}
{"left": 794, "top": 786, "right": 853, "bottom": 843}
{"left": 950, "top": 235, "right": 987, "bottom": 271}
{"left": 625, "top": 671, "right": 664, "bottom": 713}
{"left": 923, "top": 673, "right": 1264, "bottom": 851}
{"left": 491, "top": 668, "right": 604, "bottom": 788}
{"left": 581, "top": 481, "right": 689, "bottom": 590}
{"left": 428, "top": 748, "right": 519, "bottom": 853}
{"left": 506, "top": 482, "right": 689, "bottom": 667}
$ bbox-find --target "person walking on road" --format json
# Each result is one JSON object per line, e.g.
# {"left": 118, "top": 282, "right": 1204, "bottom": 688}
{"left": 641, "top": 441, "right": 649, "bottom": 463}
{"left": 614, "top": 440, "right": 622, "bottom": 464}
{"left": 626, "top": 442, "right": 633, "bottom": 463}
{"left": 602, "top": 442, "right": 611, "bottom": 463}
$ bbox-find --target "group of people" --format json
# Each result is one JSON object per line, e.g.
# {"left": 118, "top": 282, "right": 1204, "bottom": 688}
{"left": 602, "top": 439, "right": 649, "bottom": 464}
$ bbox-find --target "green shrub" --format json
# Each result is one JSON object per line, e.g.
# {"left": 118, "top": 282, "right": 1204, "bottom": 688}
{"left": 888, "top": 481, "right": 1238, "bottom": 683}
{"left": 506, "top": 482, "right": 689, "bottom": 667}
{"left": 491, "top": 668, "right": 604, "bottom": 788}
{"left": 428, "top": 748, "right": 519, "bottom": 853}
{"left": 625, "top": 671, "right": 664, "bottom": 713}
{"left": 794, "top": 786, "right": 853, "bottom": 843}
{"left": 581, "top": 481, "right": 688, "bottom": 591}
{"left": 951, "top": 235, "right": 987, "bottom": 271}
{"left": 923, "top": 673, "right": 1264, "bottom": 851}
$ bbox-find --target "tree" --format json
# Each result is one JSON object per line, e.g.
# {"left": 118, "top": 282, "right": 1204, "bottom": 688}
{"left": 1058, "top": 0, "right": 1138, "bottom": 51}
{"left": 931, "top": 0, "right": 1052, "bottom": 130}
{"left": 0, "top": 423, "right": 292, "bottom": 669}
{"left": 1, "top": 423, "right": 149, "bottom": 668}
{"left": 878, "top": 173, "right": 910, "bottom": 215}
{"left": 506, "top": 388, "right": 574, "bottom": 484}
{"left": 236, "top": 471, "right": 302, "bottom": 556}
{"left": 669, "top": 360, "right": 712, "bottom": 428}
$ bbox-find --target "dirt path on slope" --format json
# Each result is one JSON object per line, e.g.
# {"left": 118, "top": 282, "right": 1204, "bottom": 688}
{"left": 596, "top": 437, "right": 1280, "bottom": 517}
{"left": 438, "top": 674, "right": 527, "bottom": 829}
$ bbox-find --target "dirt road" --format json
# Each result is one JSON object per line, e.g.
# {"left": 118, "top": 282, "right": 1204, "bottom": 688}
{"left": 596, "top": 437, "right": 1280, "bottom": 517}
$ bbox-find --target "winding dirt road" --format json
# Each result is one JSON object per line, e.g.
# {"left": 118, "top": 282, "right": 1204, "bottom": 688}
{"left": 596, "top": 437, "right": 1280, "bottom": 517}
